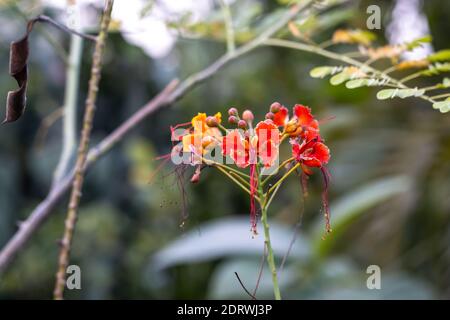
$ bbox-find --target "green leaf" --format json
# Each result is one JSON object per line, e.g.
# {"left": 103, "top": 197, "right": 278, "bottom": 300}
{"left": 397, "top": 88, "right": 425, "bottom": 98}
{"left": 421, "top": 63, "right": 450, "bottom": 76}
{"left": 345, "top": 78, "right": 388, "bottom": 89}
{"left": 405, "top": 35, "right": 432, "bottom": 50}
{"left": 345, "top": 79, "right": 368, "bottom": 89}
{"left": 443, "top": 78, "right": 450, "bottom": 87}
{"left": 376, "top": 89, "right": 396, "bottom": 100}
{"left": 309, "top": 66, "right": 343, "bottom": 78}
{"left": 330, "top": 72, "right": 351, "bottom": 85}
{"left": 432, "top": 100, "right": 450, "bottom": 113}
{"left": 427, "top": 49, "right": 450, "bottom": 62}
{"left": 376, "top": 88, "right": 425, "bottom": 100}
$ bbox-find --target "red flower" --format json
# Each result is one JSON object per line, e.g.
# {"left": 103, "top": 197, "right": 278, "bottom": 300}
{"left": 273, "top": 106, "right": 289, "bottom": 126}
{"left": 222, "top": 129, "right": 250, "bottom": 168}
{"left": 292, "top": 138, "right": 330, "bottom": 169}
{"left": 272, "top": 104, "right": 320, "bottom": 140}
{"left": 222, "top": 120, "right": 281, "bottom": 168}
{"left": 292, "top": 137, "right": 332, "bottom": 235}
{"left": 255, "top": 120, "right": 280, "bottom": 167}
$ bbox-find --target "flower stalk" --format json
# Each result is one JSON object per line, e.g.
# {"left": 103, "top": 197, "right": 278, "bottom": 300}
{"left": 260, "top": 195, "right": 282, "bottom": 300}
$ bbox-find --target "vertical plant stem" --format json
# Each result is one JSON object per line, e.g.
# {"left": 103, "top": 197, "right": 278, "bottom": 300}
{"left": 53, "top": 0, "right": 114, "bottom": 300}
{"left": 53, "top": 3, "right": 83, "bottom": 185}
{"left": 258, "top": 174, "right": 281, "bottom": 300}
{"left": 260, "top": 200, "right": 281, "bottom": 300}
{"left": 219, "top": 0, "right": 235, "bottom": 53}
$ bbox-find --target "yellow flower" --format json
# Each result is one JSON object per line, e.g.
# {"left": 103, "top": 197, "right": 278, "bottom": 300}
{"left": 191, "top": 112, "right": 222, "bottom": 133}
{"left": 183, "top": 112, "right": 223, "bottom": 154}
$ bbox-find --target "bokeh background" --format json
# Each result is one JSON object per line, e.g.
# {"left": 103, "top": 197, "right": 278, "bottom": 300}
{"left": 1, "top": 0, "right": 450, "bottom": 299}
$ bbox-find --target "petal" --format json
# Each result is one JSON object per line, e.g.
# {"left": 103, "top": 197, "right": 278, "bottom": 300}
{"left": 258, "top": 140, "right": 279, "bottom": 167}
{"left": 293, "top": 104, "right": 315, "bottom": 127}
{"left": 303, "top": 142, "right": 330, "bottom": 167}
{"left": 191, "top": 113, "right": 207, "bottom": 133}
{"left": 302, "top": 127, "right": 320, "bottom": 141}
{"left": 291, "top": 140, "right": 302, "bottom": 160}
{"left": 255, "top": 120, "right": 280, "bottom": 144}
{"left": 313, "top": 142, "right": 330, "bottom": 165}
{"left": 182, "top": 133, "right": 203, "bottom": 153}
{"left": 272, "top": 106, "right": 289, "bottom": 127}
{"left": 214, "top": 112, "right": 222, "bottom": 124}
{"left": 222, "top": 129, "right": 249, "bottom": 168}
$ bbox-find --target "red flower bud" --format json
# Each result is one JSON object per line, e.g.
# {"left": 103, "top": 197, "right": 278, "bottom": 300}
{"left": 265, "top": 112, "right": 274, "bottom": 120}
{"left": 228, "top": 115, "right": 238, "bottom": 124}
{"left": 228, "top": 107, "right": 238, "bottom": 116}
{"left": 206, "top": 116, "right": 219, "bottom": 127}
{"left": 242, "top": 110, "right": 254, "bottom": 122}
{"left": 270, "top": 102, "right": 281, "bottom": 113}
{"left": 238, "top": 119, "right": 247, "bottom": 129}
{"left": 191, "top": 165, "right": 202, "bottom": 184}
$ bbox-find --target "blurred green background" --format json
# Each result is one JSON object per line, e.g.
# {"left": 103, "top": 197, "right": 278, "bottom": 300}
{"left": 0, "top": 0, "right": 450, "bottom": 299}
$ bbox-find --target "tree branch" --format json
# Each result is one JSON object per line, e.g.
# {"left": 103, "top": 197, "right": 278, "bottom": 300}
{"left": 53, "top": 0, "right": 114, "bottom": 300}
{"left": 0, "top": 1, "right": 313, "bottom": 276}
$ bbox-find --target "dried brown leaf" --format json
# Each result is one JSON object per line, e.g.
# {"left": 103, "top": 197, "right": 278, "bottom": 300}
{"left": 4, "top": 20, "right": 36, "bottom": 124}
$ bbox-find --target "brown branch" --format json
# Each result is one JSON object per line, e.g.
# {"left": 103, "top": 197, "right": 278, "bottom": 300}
{"left": 53, "top": 0, "right": 114, "bottom": 300}
{"left": 0, "top": 1, "right": 314, "bottom": 276}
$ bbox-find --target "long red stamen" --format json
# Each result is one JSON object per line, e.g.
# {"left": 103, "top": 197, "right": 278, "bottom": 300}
{"left": 147, "top": 155, "right": 171, "bottom": 184}
{"left": 170, "top": 122, "right": 192, "bottom": 141}
{"left": 300, "top": 171, "right": 309, "bottom": 198}
{"left": 320, "top": 166, "right": 332, "bottom": 235}
{"left": 250, "top": 163, "right": 258, "bottom": 235}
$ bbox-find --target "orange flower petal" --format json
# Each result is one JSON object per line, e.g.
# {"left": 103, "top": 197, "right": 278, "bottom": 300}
{"left": 273, "top": 106, "right": 289, "bottom": 127}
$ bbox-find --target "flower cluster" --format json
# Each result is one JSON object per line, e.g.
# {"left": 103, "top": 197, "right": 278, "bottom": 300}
{"left": 170, "top": 102, "right": 331, "bottom": 234}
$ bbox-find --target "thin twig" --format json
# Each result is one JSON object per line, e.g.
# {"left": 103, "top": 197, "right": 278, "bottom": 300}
{"left": 278, "top": 193, "right": 305, "bottom": 278}
{"left": 33, "top": 107, "right": 64, "bottom": 150}
{"left": 252, "top": 243, "right": 267, "bottom": 298}
{"left": 234, "top": 272, "right": 257, "bottom": 300}
{"left": 34, "top": 15, "right": 97, "bottom": 42}
{"left": 53, "top": 0, "right": 114, "bottom": 300}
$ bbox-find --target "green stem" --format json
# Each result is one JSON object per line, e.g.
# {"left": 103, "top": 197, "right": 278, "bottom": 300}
{"left": 215, "top": 162, "right": 250, "bottom": 178}
{"left": 266, "top": 163, "right": 300, "bottom": 197}
{"left": 260, "top": 195, "right": 281, "bottom": 300}
{"left": 261, "top": 157, "right": 294, "bottom": 187}
{"left": 399, "top": 71, "right": 423, "bottom": 84}
{"left": 430, "top": 93, "right": 450, "bottom": 100}
{"left": 214, "top": 166, "right": 259, "bottom": 201}
{"left": 219, "top": 0, "right": 235, "bottom": 53}
{"left": 53, "top": 4, "right": 83, "bottom": 185}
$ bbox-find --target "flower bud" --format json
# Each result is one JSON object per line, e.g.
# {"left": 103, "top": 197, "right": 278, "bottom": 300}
{"left": 190, "top": 165, "right": 202, "bottom": 184}
{"left": 206, "top": 116, "right": 218, "bottom": 127}
{"left": 242, "top": 110, "right": 254, "bottom": 122}
{"left": 238, "top": 119, "right": 247, "bottom": 129}
{"left": 270, "top": 102, "right": 281, "bottom": 113}
{"left": 228, "top": 107, "right": 238, "bottom": 116}
{"left": 228, "top": 115, "right": 238, "bottom": 125}
{"left": 265, "top": 112, "right": 274, "bottom": 120}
